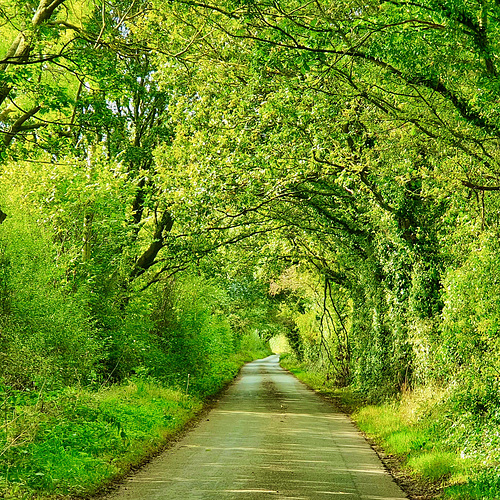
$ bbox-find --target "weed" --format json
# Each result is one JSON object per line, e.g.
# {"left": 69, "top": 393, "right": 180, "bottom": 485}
{"left": 0, "top": 382, "right": 199, "bottom": 498}
{"left": 407, "top": 452, "right": 457, "bottom": 481}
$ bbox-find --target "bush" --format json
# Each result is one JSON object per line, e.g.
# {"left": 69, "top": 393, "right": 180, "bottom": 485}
{"left": 0, "top": 382, "right": 200, "bottom": 498}
{"left": 0, "top": 216, "right": 101, "bottom": 388}
{"left": 440, "top": 234, "right": 500, "bottom": 380}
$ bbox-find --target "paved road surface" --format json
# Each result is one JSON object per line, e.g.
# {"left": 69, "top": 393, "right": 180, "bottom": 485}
{"left": 107, "top": 355, "right": 407, "bottom": 499}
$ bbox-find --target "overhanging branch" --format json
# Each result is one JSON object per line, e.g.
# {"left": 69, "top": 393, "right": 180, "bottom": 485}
{"left": 463, "top": 181, "right": 500, "bottom": 191}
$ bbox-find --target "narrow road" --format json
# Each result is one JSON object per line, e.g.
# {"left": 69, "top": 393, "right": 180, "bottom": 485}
{"left": 108, "top": 355, "right": 407, "bottom": 499}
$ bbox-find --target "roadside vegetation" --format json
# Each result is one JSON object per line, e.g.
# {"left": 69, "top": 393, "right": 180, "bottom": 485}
{"left": 2, "top": 1, "right": 500, "bottom": 498}
{"left": 0, "top": 194, "right": 272, "bottom": 498}
{"left": 1, "top": 382, "right": 199, "bottom": 499}
{"left": 281, "top": 355, "right": 500, "bottom": 499}
{"left": 0, "top": 344, "right": 270, "bottom": 500}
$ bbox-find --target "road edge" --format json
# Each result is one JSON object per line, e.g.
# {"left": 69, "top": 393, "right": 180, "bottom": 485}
{"left": 278, "top": 361, "right": 442, "bottom": 500}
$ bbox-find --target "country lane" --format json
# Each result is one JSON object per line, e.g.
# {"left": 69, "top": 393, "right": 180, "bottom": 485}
{"left": 106, "top": 355, "right": 407, "bottom": 500}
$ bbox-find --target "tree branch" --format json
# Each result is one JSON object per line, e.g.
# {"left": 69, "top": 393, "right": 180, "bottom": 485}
{"left": 462, "top": 181, "right": 500, "bottom": 191}
{"left": 130, "top": 210, "right": 174, "bottom": 280}
{"left": 3, "top": 105, "right": 42, "bottom": 147}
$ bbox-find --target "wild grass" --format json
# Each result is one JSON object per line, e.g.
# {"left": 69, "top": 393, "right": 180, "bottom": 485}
{"left": 0, "top": 342, "right": 271, "bottom": 499}
{"left": 0, "top": 379, "right": 201, "bottom": 499}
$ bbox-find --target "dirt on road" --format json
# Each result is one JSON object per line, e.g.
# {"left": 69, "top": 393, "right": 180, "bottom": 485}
{"left": 106, "top": 355, "right": 407, "bottom": 500}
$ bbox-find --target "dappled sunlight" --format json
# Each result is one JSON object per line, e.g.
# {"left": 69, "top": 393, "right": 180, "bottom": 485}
{"left": 109, "top": 357, "right": 408, "bottom": 500}
{"left": 314, "top": 493, "right": 356, "bottom": 497}
{"left": 222, "top": 489, "right": 283, "bottom": 494}
{"left": 222, "top": 490, "right": 308, "bottom": 499}
{"left": 215, "top": 409, "right": 351, "bottom": 421}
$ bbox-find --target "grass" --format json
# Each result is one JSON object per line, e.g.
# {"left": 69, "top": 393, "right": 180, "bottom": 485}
{"left": 279, "top": 355, "right": 500, "bottom": 500}
{"left": 0, "top": 379, "right": 201, "bottom": 499}
{"left": 407, "top": 453, "right": 458, "bottom": 481}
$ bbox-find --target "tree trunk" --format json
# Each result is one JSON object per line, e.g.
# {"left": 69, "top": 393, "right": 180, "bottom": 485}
{"left": 130, "top": 210, "right": 174, "bottom": 280}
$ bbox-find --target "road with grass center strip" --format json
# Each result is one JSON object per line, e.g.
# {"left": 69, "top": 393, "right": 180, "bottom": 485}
{"left": 107, "top": 355, "right": 407, "bottom": 500}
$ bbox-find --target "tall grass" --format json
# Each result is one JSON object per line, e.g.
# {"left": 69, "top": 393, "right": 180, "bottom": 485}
{"left": 0, "top": 379, "right": 200, "bottom": 498}
{"left": 0, "top": 339, "right": 271, "bottom": 499}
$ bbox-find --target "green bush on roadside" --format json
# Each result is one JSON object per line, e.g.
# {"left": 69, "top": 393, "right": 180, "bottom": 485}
{"left": 0, "top": 340, "right": 271, "bottom": 500}
{"left": 0, "top": 380, "right": 200, "bottom": 498}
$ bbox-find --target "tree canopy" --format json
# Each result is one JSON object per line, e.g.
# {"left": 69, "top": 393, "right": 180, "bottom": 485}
{"left": 1, "top": 0, "right": 500, "bottom": 401}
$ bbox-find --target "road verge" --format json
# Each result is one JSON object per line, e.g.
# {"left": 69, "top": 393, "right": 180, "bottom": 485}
{"left": 0, "top": 348, "right": 271, "bottom": 499}
{"left": 278, "top": 355, "right": 488, "bottom": 500}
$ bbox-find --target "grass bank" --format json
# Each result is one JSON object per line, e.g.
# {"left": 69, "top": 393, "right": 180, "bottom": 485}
{"left": 0, "top": 346, "right": 271, "bottom": 499}
{"left": 280, "top": 354, "right": 500, "bottom": 500}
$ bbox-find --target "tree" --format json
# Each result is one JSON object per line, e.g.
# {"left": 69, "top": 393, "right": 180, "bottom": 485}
{"left": 140, "top": 0, "right": 500, "bottom": 390}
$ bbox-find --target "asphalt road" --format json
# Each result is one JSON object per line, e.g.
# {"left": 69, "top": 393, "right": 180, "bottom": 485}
{"left": 107, "top": 355, "right": 407, "bottom": 500}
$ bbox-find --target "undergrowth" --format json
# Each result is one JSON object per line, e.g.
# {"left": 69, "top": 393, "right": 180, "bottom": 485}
{"left": 0, "top": 379, "right": 199, "bottom": 499}
{"left": 0, "top": 346, "right": 271, "bottom": 499}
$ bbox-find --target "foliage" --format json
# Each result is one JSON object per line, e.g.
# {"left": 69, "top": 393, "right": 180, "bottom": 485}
{"left": 280, "top": 355, "right": 500, "bottom": 499}
{"left": 0, "top": 380, "right": 200, "bottom": 498}
{"left": 1, "top": 0, "right": 500, "bottom": 497}
{"left": 0, "top": 202, "right": 100, "bottom": 388}
{"left": 440, "top": 234, "right": 500, "bottom": 381}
